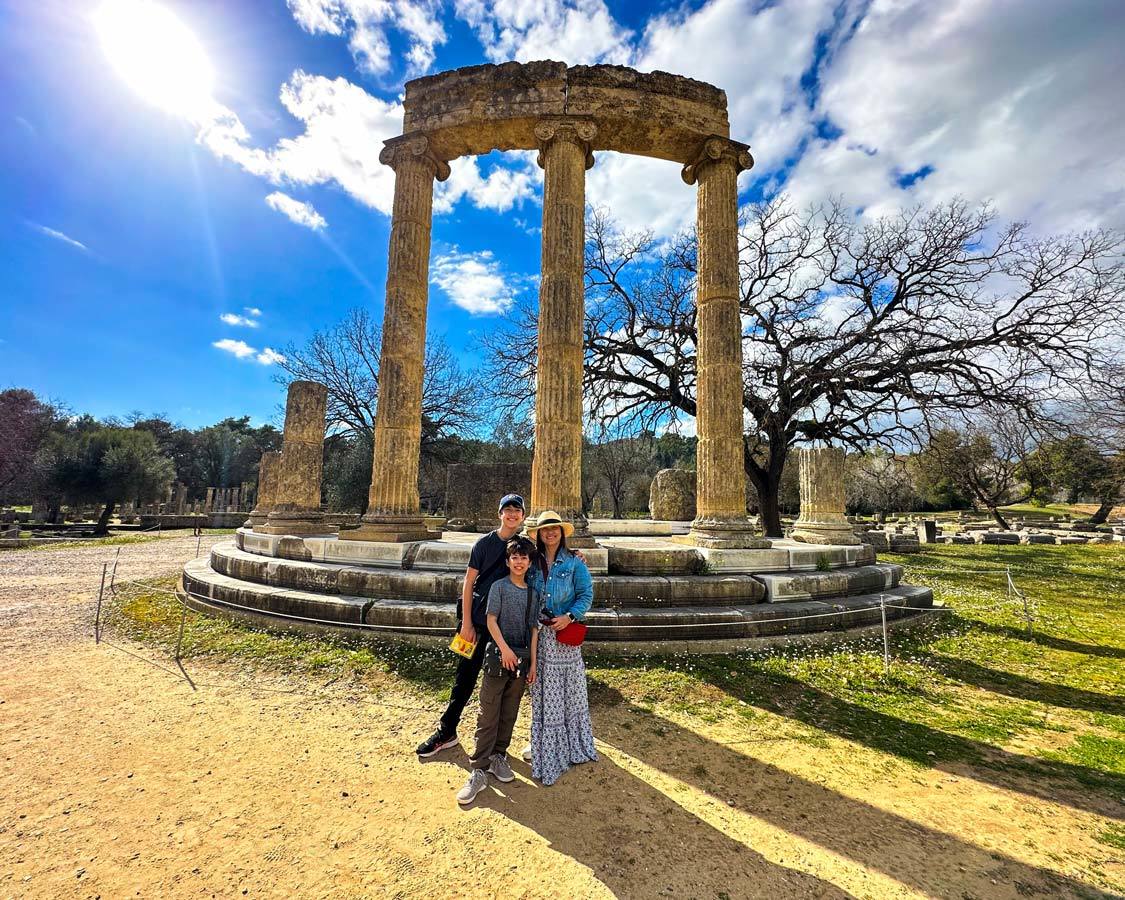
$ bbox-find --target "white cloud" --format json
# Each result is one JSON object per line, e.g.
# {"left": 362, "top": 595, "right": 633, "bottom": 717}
{"left": 436, "top": 155, "right": 536, "bottom": 214}
{"left": 785, "top": 0, "right": 1125, "bottom": 231}
{"left": 265, "top": 191, "right": 328, "bottom": 229}
{"left": 256, "top": 348, "right": 287, "bottom": 365}
{"left": 28, "top": 223, "right": 88, "bottom": 252}
{"left": 220, "top": 313, "right": 259, "bottom": 328}
{"left": 286, "top": 0, "right": 446, "bottom": 79}
{"left": 431, "top": 249, "right": 523, "bottom": 315}
{"left": 212, "top": 338, "right": 257, "bottom": 359}
{"left": 455, "top": 0, "right": 632, "bottom": 65}
{"left": 212, "top": 339, "right": 286, "bottom": 366}
{"left": 245, "top": 307, "right": 263, "bottom": 317}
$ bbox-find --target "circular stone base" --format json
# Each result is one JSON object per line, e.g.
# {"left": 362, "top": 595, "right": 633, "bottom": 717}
{"left": 180, "top": 533, "right": 936, "bottom": 654}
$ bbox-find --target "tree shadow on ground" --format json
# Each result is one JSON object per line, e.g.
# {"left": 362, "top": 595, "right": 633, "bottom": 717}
{"left": 671, "top": 662, "right": 1125, "bottom": 821}
{"left": 585, "top": 686, "right": 1117, "bottom": 899}
{"left": 966, "top": 620, "right": 1125, "bottom": 660}
{"left": 425, "top": 742, "right": 852, "bottom": 899}
{"left": 915, "top": 651, "right": 1125, "bottom": 716}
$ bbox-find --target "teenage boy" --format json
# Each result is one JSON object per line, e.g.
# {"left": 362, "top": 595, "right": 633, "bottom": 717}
{"left": 457, "top": 537, "right": 541, "bottom": 804}
{"left": 416, "top": 493, "right": 527, "bottom": 757}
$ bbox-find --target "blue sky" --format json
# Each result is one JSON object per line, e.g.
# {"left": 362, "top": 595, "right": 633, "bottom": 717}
{"left": 3, "top": 0, "right": 1124, "bottom": 429}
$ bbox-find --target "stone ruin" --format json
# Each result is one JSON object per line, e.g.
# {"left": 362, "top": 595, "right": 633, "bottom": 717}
{"left": 648, "top": 469, "right": 696, "bottom": 521}
{"left": 182, "top": 61, "right": 938, "bottom": 653}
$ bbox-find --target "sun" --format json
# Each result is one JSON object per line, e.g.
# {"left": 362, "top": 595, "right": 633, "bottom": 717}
{"left": 94, "top": 0, "right": 215, "bottom": 119}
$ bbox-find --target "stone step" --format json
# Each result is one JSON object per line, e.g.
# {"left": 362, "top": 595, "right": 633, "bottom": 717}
{"left": 755, "top": 564, "right": 903, "bottom": 603}
{"left": 185, "top": 556, "right": 934, "bottom": 646}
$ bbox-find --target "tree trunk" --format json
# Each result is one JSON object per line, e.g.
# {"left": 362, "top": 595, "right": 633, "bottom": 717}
{"left": 1086, "top": 498, "right": 1116, "bottom": 525}
{"left": 95, "top": 500, "right": 115, "bottom": 536}
{"left": 986, "top": 504, "right": 1011, "bottom": 530}
{"left": 757, "top": 479, "right": 783, "bottom": 537}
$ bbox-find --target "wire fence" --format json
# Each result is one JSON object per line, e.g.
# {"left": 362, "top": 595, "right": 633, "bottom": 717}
{"left": 89, "top": 534, "right": 1044, "bottom": 685}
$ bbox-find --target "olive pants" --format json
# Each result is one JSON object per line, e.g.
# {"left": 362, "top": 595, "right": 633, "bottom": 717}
{"left": 469, "top": 672, "right": 527, "bottom": 770}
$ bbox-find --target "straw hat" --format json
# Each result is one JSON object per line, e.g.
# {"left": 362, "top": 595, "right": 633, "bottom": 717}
{"left": 525, "top": 510, "right": 575, "bottom": 538}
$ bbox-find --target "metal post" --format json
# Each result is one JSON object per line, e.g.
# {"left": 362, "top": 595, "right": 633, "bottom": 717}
{"left": 196, "top": 531, "right": 202, "bottom": 558}
{"left": 879, "top": 593, "right": 890, "bottom": 675}
{"left": 94, "top": 562, "right": 108, "bottom": 644}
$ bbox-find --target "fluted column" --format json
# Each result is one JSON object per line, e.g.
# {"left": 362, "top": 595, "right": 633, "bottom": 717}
{"left": 353, "top": 135, "right": 450, "bottom": 543}
{"left": 262, "top": 381, "right": 336, "bottom": 535}
{"left": 529, "top": 119, "right": 596, "bottom": 546}
{"left": 247, "top": 450, "right": 281, "bottom": 529}
{"left": 682, "top": 138, "right": 768, "bottom": 549}
{"left": 791, "top": 446, "right": 860, "bottom": 545}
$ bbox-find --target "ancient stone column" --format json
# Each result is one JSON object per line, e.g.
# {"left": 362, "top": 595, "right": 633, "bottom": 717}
{"left": 791, "top": 447, "right": 860, "bottom": 545}
{"left": 352, "top": 135, "right": 450, "bottom": 543}
{"left": 528, "top": 119, "right": 596, "bottom": 546}
{"left": 682, "top": 138, "right": 768, "bottom": 549}
{"left": 262, "top": 381, "right": 336, "bottom": 535}
{"left": 248, "top": 450, "right": 282, "bottom": 529}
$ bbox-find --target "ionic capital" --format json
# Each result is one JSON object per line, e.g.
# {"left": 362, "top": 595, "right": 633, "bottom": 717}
{"left": 379, "top": 134, "right": 451, "bottom": 182}
{"left": 535, "top": 118, "right": 597, "bottom": 170}
{"left": 681, "top": 137, "right": 754, "bottom": 185}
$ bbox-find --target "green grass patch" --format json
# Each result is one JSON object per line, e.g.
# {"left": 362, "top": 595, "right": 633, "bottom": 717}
{"left": 1098, "top": 823, "right": 1125, "bottom": 850}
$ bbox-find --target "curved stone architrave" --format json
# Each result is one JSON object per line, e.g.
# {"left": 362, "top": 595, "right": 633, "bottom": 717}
{"left": 791, "top": 447, "right": 861, "bottom": 546}
{"left": 401, "top": 62, "right": 731, "bottom": 164}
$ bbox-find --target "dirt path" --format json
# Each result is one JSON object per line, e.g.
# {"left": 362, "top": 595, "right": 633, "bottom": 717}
{"left": 1, "top": 538, "right": 1120, "bottom": 898}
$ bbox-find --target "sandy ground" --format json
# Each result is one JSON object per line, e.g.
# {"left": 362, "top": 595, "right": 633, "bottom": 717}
{"left": 1, "top": 537, "right": 1122, "bottom": 899}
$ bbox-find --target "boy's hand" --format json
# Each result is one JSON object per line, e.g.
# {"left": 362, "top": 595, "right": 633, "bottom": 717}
{"left": 459, "top": 621, "right": 476, "bottom": 644}
{"left": 527, "top": 662, "right": 537, "bottom": 685}
{"left": 501, "top": 646, "right": 519, "bottom": 670}
{"left": 574, "top": 549, "right": 586, "bottom": 562}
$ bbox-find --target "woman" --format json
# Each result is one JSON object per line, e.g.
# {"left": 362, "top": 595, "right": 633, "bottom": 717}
{"left": 525, "top": 510, "right": 597, "bottom": 786}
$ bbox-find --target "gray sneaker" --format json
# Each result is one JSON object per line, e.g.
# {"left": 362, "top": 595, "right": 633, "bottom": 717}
{"left": 457, "top": 769, "right": 489, "bottom": 804}
{"left": 489, "top": 754, "right": 515, "bottom": 783}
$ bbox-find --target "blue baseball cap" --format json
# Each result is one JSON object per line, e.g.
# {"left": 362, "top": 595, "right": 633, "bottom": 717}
{"left": 498, "top": 493, "right": 525, "bottom": 512}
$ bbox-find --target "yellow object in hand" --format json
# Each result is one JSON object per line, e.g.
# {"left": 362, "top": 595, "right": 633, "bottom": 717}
{"left": 449, "top": 632, "right": 476, "bottom": 659}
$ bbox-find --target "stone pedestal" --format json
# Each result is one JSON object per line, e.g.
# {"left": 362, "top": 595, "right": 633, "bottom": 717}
{"left": 681, "top": 138, "right": 767, "bottom": 549}
{"left": 248, "top": 450, "right": 281, "bottom": 529}
{"left": 791, "top": 447, "right": 860, "bottom": 546}
{"left": 528, "top": 119, "right": 597, "bottom": 547}
{"left": 353, "top": 135, "right": 449, "bottom": 543}
{"left": 262, "top": 381, "right": 336, "bottom": 536}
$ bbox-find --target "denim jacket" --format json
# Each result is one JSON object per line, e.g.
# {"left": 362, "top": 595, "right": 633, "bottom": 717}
{"left": 530, "top": 546, "right": 594, "bottom": 621}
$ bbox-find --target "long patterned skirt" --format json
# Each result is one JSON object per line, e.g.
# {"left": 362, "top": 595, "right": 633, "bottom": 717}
{"left": 530, "top": 627, "right": 598, "bottom": 786}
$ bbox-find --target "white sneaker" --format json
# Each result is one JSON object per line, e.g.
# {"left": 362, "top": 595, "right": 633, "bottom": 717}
{"left": 521, "top": 744, "right": 533, "bottom": 762}
{"left": 457, "top": 769, "right": 489, "bottom": 805}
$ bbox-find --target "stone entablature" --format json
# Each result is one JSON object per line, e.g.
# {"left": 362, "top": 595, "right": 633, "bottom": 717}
{"left": 401, "top": 62, "right": 730, "bottom": 164}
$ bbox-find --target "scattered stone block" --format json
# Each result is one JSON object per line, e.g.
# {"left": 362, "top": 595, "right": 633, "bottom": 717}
{"left": 648, "top": 468, "right": 696, "bottom": 521}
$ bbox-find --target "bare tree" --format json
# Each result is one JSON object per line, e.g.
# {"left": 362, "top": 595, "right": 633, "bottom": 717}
{"left": 487, "top": 198, "right": 1125, "bottom": 535}
{"left": 276, "top": 308, "right": 484, "bottom": 449}
{"left": 588, "top": 424, "right": 654, "bottom": 519}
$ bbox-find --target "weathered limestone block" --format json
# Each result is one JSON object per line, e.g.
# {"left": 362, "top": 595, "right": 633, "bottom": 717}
{"left": 262, "top": 381, "right": 336, "bottom": 536}
{"left": 444, "top": 463, "right": 532, "bottom": 532}
{"left": 916, "top": 520, "right": 938, "bottom": 544}
{"left": 791, "top": 447, "right": 860, "bottom": 546}
{"left": 649, "top": 469, "right": 696, "bottom": 521}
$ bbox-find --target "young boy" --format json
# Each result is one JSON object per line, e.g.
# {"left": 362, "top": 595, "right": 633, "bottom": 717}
{"left": 457, "top": 536, "right": 542, "bottom": 805}
{"left": 416, "top": 494, "right": 526, "bottom": 757}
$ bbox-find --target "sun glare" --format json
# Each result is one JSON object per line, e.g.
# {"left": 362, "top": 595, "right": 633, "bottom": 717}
{"left": 94, "top": 0, "right": 215, "bottom": 119}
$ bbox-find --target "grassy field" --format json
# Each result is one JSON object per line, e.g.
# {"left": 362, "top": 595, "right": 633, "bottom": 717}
{"left": 3, "top": 528, "right": 238, "bottom": 551}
